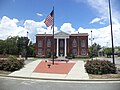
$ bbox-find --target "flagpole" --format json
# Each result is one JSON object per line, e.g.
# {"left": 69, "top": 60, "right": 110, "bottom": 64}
{"left": 52, "top": 6, "right": 55, "bottom": 65}
{"left": 108, "top": 0, "right": 115, "bottom": 64}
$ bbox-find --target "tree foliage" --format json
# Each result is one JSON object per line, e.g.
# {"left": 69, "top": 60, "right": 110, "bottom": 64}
{"left": 103, "top": 48, "right": 112, "bottom": 58}
{"left": 89, "top": 43, "right": 101, "bottom": 58}
{"left": 0, "top": 36, "right": 35, "bottom": 57}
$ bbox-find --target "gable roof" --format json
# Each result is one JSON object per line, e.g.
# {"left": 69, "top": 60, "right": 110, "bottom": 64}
{"left": 54, "top": 31, "right": 70, "bottom": 38}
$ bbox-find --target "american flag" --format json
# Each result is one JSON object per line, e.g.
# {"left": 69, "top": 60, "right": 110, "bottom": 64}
{"left": 44, "top": 10, "right": 54, "bottom": 27}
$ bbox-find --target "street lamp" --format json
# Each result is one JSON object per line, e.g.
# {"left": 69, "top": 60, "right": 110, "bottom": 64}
{"left": 25, "top": 31, "right": 29, "bottom": 60}
{"left": 89, "top": 30, "right": 94, "bottom": 60}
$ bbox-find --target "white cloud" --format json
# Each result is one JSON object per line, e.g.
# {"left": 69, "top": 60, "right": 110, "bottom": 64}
{"left": 0, "top": 16, "right": 27, "bottom": 39}
{"left": 36, "top": 13, "right": 43, "bottom": 17}
{"left": 0, "top": 16, "right": 58, "bottom": 43}
{"left": 75, "top": 0, "right": 120, "bottom": 25}
{"left": 0, "top": 16, "right": 120, "bottom": 47}
{"left": 74, "top": 0, "right": 120, "bottom": 46}
{"left": 90, "top": 17, "right": 101, "bottom": 24}
{"left": 87, "top": 0, "right": 120, "bottom": 25}
{"left": 90, "top": 17, "right": 107, "bottom": 24}
{"left": 78, "top": 24, "right": 120, "bottom": 47}
{"left": 60, "top": 23, "right": 76, "bottom": 34}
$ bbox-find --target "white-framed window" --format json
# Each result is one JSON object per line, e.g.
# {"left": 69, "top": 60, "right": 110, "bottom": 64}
{"left": 72, "top": 38, "right": 77, "bottom": 47}
{"left": 47, "top": 39, "right": 51, "bottom": 47}
{"left": 38, "top": 41, "right": 42, "bottom": 47}
{"left": 72, "top": 49, "right": 77, "bottom": 55}
{"left": 81, "top": 40, "right": 86, "bottom": 47}
{"left": 38, "top": 48, "right": 42, "bottom": 56}
{"left": 81, "top": 49, "right": 86, "bottom": 55}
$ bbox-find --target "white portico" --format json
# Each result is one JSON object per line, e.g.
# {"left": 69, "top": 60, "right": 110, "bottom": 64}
{"left": 54, "top": 31, "right": 70, "bottom": 57}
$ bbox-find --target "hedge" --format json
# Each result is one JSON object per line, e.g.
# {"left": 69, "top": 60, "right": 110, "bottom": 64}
{"left": 0, "top": 55, "right": 24, "bottom": 72}
{"left": 85, "top": 60, "right": 116, "bottom": 75}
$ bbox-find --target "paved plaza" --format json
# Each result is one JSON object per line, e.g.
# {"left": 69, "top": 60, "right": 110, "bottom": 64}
{"left": 8, "top": 59, "right": 89, "bottom": 80}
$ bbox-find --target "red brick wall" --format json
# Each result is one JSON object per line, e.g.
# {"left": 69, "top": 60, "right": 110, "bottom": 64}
{"left": 36, "top": 34, "right": 88, "bottom": 57}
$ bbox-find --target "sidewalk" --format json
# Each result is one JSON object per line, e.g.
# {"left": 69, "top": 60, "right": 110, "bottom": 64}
{"left": 8, "top": 60, "right": 89, "bottom": 80}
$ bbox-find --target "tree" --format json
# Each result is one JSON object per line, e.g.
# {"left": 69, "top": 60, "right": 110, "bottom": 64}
{"left": 27, "top": 42, "right": 35, "bottom": 57}
{"left": 89, "top": 43, "right": 101, "bottom": 58}
{"left": 6, "top": 36, "right": 18, "bottom": 55}
{"left": 0, "top": 40, "right": 6, "bottom": 54}
{"left": 0, "top": 36, "right": 35, "bottom": 57}
{"left": 104, "top": 48, "right": 112, "bottom": 58}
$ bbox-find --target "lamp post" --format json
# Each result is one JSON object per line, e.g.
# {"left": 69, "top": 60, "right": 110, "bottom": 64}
{"left": 89, "top": 30, "right": 94, "bottom": 60}
{"left": 44, "top": 32, "right": 46, "bottom": 58}
{"left": 25, "top": 31, "right": 29, "bottom": 60}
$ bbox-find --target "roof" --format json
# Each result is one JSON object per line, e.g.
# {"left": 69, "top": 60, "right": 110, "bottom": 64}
{"left": 71, "top": 33, "right": 88, "bottom": 36}
{"left": 36, "top": 31, "right": 88, "bottom": 37}
{"left": 54, "top": 31, "right": 70, "bottom": 38}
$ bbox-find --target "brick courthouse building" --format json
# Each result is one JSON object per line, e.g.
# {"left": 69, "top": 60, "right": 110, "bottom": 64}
{"left": 36, "top": 31, "right": 88, "bottom": 57}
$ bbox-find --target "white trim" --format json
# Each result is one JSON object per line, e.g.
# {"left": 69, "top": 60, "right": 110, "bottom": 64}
{"left": 65, "top": 38, "right": 67, "bottom": 57}
{"left": 56, "top": 38, "right": 59, "bottom": 57}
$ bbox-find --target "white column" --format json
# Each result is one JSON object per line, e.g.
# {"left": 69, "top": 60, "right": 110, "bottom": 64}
{"left": 57, "top": 38, "right": 59, "bottom": 57}
{"left": 64, "top": 38, "right": 67, "bottom": 57}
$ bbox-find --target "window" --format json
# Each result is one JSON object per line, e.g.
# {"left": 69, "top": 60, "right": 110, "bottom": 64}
{"left": 38, "top": 49, "right": 42, "bottom": 56}
{"left": 72, "top": 49, "right": 77, "bottom": 55}
{"left": 72, "top": 39, "right": 77, "bottom": 47}
{"left": 81, "top": 40, "right": 86, "bottom": 47}
{"left": 81, "top": 49, "right": 86, "bottom": 55}
{"left": 38, "top": 41, "right": 42, "bottom": 47}
{"left": 47, "top": 39, "right": 51, "bottom": 47}
{"left": 46, "top": 49, "right": 51, "bottom": 57}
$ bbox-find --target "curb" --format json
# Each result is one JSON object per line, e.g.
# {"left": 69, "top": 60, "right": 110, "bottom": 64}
{"left": 0, "top": 74, "right": 120, "bottom": 82}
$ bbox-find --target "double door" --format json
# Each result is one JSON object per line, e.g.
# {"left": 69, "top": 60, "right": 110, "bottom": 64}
{"left": 59, "top": 39, "right": 64, "bottom": 56}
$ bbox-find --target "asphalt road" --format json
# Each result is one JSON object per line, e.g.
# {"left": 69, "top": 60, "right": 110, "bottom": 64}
{"left": 0, "top": 77, "right": 120, "bottom": 90}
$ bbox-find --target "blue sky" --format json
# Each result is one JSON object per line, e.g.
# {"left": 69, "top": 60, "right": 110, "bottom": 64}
{"left": 0, "top": 0, "right": 120, "bottom": 46}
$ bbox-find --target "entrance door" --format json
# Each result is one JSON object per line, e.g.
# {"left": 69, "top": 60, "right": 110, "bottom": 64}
{"left": 59, "top": 39, "right": 64, "bottom": 56}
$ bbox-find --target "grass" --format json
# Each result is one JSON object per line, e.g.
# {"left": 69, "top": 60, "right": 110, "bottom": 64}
{"left": 89, "top": 73, "right": 120, "bottom": 79}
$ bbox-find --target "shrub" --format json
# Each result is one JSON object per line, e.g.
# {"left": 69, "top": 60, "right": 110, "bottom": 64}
{"left": 0, "top": 55, "right": 24, "bottom": 71}
{"left": 7, "top": 55, "right": 17, "bottom": 61}
{"left": 0, "top": 60, "right": 5, "bottom": 70}
{"left": 85, "top": 60, "right": 116, "bottom": 75}
{"left": 66, "top": 52, "right": 75, "bottom": 59}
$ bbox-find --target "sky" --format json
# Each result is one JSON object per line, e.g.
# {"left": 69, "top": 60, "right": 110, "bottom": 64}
{"left": 0, "top": 0, "right": 120, "bottom": 47}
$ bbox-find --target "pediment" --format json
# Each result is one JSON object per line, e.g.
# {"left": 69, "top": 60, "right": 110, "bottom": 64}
{"left": 54, "top": 31, "right": 70, "bottom": 38}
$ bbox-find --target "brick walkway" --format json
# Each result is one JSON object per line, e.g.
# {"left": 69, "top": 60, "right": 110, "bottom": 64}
{"left": 34, "top": 61, "right": 75, "bottom": 74}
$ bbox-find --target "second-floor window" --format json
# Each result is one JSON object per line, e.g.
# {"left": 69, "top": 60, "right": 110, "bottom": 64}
{"left": 38, "top": 41, "right": 42, "bottom": 47}
{"left": 72, "top": 38, "right": 77, "bottom": 47}
{"left": 81, "top": 40, "right": 86, "bottom": 47}
{"left": 47, "top": 39, "right": 51, "bottom": 47}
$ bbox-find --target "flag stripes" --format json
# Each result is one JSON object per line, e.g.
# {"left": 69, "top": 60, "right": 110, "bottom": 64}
{"left": 44, "top": 10, "right": 54, "bottom": 27}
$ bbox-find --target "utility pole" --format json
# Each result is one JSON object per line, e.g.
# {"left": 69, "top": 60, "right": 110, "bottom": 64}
{"left": 52, "top": 6, "right": 55, "bottom": 65}
{"left": 44, "top": 32, "right": 46, "bottom": 58}
{"left": 108, "top": 0, "right": 115, "bottom": 64}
